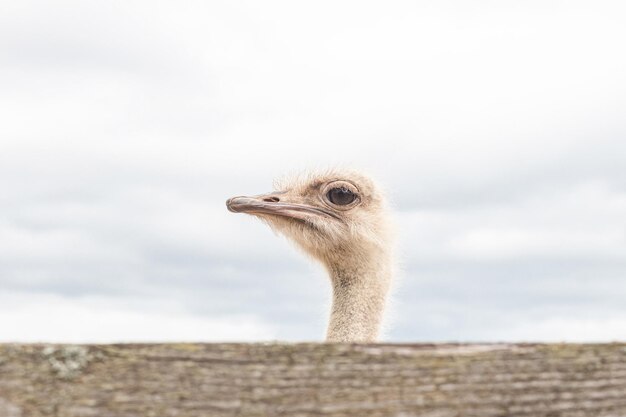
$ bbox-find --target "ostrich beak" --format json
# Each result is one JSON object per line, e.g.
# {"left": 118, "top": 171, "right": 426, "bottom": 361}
{"left": 226, "top": 193, "right": 340, "bottom": 221}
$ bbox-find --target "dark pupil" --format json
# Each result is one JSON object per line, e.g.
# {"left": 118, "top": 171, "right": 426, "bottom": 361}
{"left": 327, "top": 187, "right": 356, "bottom": 205}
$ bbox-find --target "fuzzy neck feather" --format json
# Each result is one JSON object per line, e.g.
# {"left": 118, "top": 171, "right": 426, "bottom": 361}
{"left": 323, "top": 246, "right": 392, "bottom": 342}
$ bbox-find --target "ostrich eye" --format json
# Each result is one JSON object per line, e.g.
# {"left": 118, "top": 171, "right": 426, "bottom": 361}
{"left": 327, "top": 187, "right": 356, "bottom": 206}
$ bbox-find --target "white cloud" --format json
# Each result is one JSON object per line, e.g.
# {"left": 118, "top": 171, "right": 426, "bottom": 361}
{"left": 400, "top": 181, "right": 626, "bottom": 263}
{"left": 495, "top": 316, "right": 626, "bottom": 343}
{"left": 0, "top": 0, "right": 625, "bottom": 342}
{"left": 0, "top": 293, "right": 276, "bottom": 343}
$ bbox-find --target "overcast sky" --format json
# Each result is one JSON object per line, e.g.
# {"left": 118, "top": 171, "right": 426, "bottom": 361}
{"left": 1, "top": 0, "right": 625, "bottom": 343}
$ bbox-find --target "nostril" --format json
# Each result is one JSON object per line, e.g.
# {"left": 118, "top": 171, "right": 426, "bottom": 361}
{"left": 263, "top": 196, "right": 280, "bottom": 203}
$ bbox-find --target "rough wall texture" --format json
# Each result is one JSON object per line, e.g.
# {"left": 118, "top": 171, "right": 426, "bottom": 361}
{"left": 1, "top": 343, "right": 625, "bottom": 417}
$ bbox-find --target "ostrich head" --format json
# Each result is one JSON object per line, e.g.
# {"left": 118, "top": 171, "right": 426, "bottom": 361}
{"left": 226, "top": 169, "right": 392, "bottom": 267}
{"left": 226, "top": 169, "right": 394, "bottom": 342}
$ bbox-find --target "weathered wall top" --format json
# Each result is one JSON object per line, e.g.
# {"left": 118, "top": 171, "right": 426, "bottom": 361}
{"left": 1, "top": 343, "right": 625, "bottom": 416}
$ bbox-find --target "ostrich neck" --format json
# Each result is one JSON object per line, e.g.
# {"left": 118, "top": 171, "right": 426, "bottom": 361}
{"left": 324, "top": 249, "right": 392, "bottom": 342}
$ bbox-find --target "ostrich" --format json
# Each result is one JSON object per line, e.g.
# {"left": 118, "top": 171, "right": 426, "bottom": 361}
{"left": 226, "top": 169, "right": 393, "bottom": 342}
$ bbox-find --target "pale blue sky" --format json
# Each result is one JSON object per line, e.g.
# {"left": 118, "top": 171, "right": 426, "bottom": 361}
{"left": 1, "top": 0, "right": 625, "bottom": 342}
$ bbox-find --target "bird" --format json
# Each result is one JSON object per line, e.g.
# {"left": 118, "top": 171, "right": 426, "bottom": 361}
{"left": 226, "top": 169, "right": 394, "bottom": 342}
